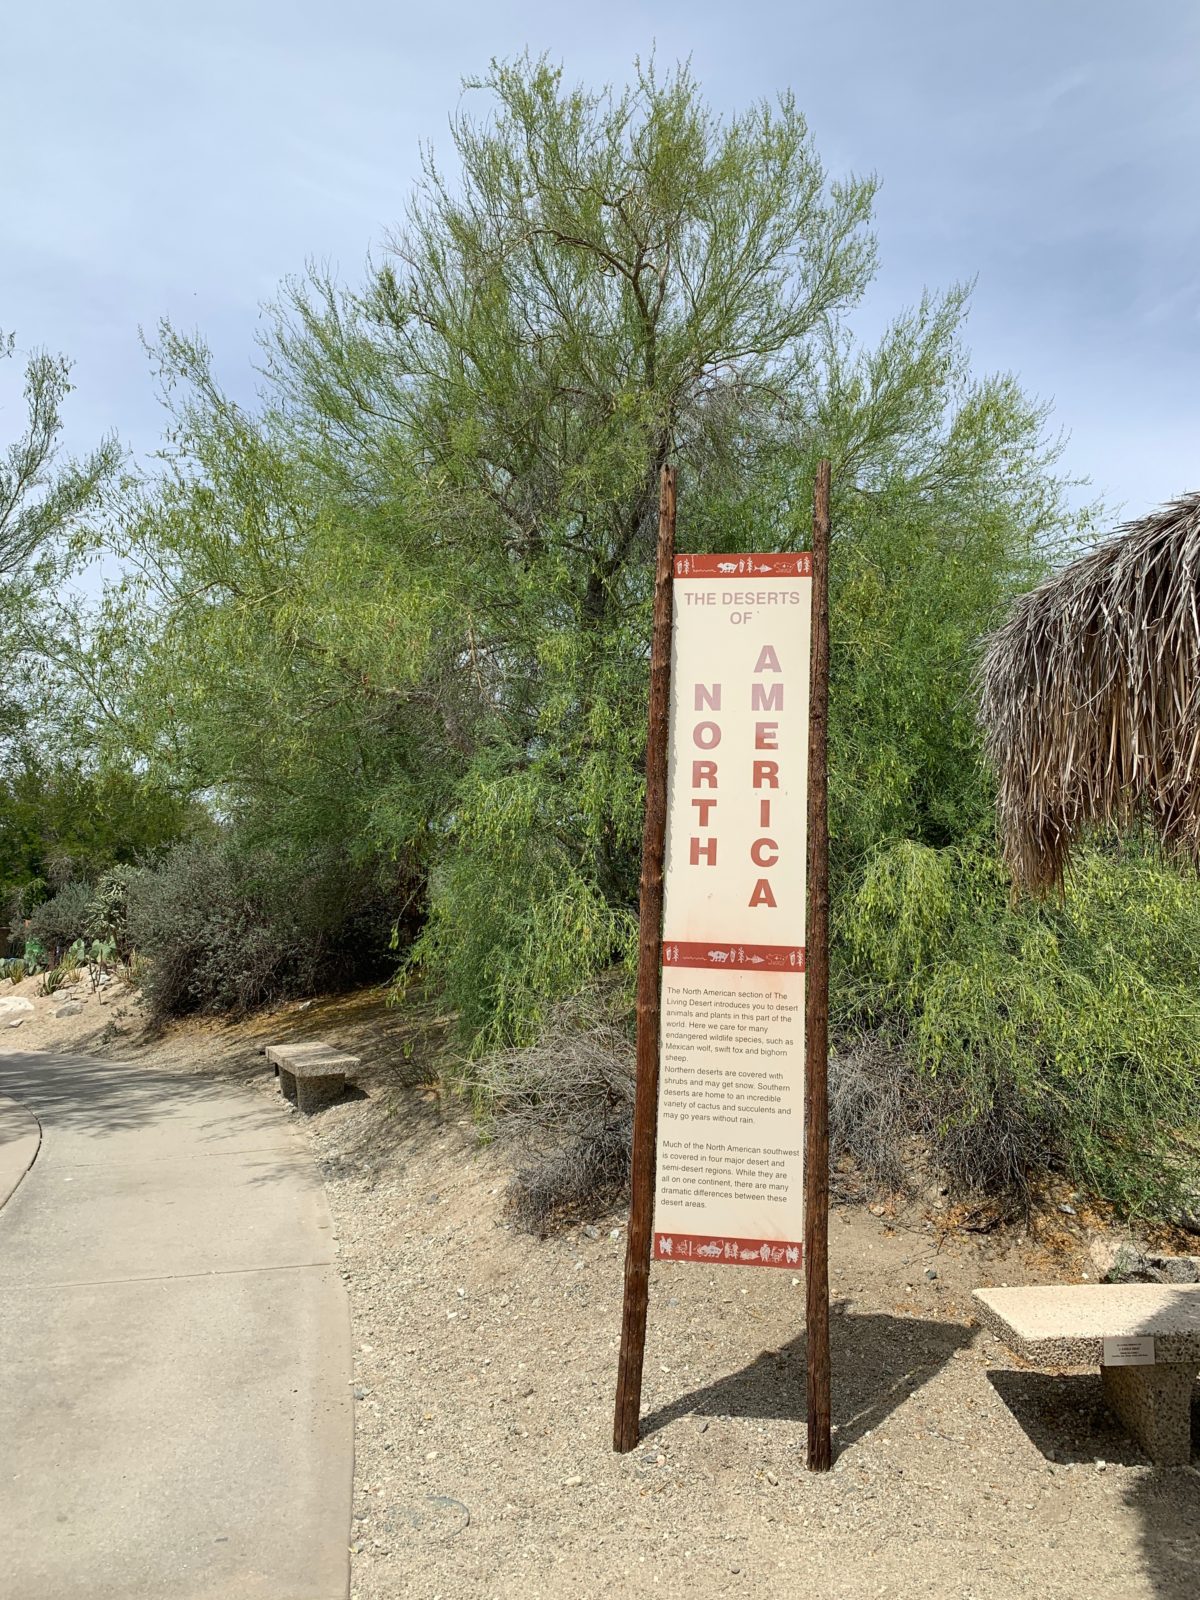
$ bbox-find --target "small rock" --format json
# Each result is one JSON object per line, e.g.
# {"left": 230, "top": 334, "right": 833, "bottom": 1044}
{"left": 582, "top": 1225, "right": 600, "bottom": 1240}
{"left": 54, "top": 1002, "right": 84, "bottom": 1018}
{"left": 1145, "top": 1253, "right": 1200, "bottom": 1285}
{"left": 7, "top": 1017, "right": 25, "bottom": 1029}
{"left": 765, "top": 1470, "right": 779, "bottom": 1486}
{"left": 697, "top": 1420, "right": 710, "bottom": 1434}
{"left": 426, "top": 1193, "right": 440, "bottom": 1205}
{"left": 1089, "top": 1236, "right": 1145, "bottom": 1282}
{"left": 1096, "top": 1459, "right": 1107, "bottom": 1473}
{"left": 562, "top": 1474, "right": 583, "bottom": 1488}
{"left": 924, "top": 1268, "right": 938, "bottom": 1281}
{"left": 1058, "top": 1203, "right": 1076, "bottom": 1216}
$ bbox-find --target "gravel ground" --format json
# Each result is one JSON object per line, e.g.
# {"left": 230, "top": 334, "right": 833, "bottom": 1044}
{"left": 7, "top": 978, "right": 1198, "bottom": 1599}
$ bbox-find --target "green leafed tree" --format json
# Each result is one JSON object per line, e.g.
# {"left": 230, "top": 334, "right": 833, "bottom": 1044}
{"left": 0, "top": 331, "right": 120, "bottom": 749}
{"left": 86, "top": 56, "right": 1079, "bottom": 1051}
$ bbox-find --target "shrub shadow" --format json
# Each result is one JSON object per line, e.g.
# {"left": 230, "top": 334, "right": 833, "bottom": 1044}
{"left": 988, "top": 1367, "right": 1200, "bottom": 1600}
{"left": 1126, "top": 1456, "right": 1200, "bottom": 1600}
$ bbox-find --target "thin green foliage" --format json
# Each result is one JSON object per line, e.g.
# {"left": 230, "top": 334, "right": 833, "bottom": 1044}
{"left": 22, "top": 56, "right": 1192, "bottom": 1219}
{"left": 842, "top": 839, "right": 1200, "bottom": 1216}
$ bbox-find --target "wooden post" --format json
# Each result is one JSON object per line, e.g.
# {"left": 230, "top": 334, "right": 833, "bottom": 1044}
{"left": 613, "top": 463, "right": 676, "bottom": 1454}
{"left": 805, "top": 458, "right": 833, "bottom": 1472}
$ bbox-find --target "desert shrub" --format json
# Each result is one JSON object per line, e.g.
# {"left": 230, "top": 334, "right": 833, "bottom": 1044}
{"left": 6, "top": 877, "right": 49, "bottom": 952}
{"left": 472, "top": 980, "right": 636, "bottom": 1231}
{"left": 828, "top": 1034, "right": 915, "bottom": 1199}
{"left": 126, "top": 837, "right": 411, "bottom": 1023}
{"left": 25, "top": 880, "right": 95, "bottom": 959}
{"left": 840, "top": 839, "right": 1200, "bottom": 1219}
{"left": 828, "top": 1032, "right": 1056, "bottom": 1208}
{"left": 412, "top": 777, "right": 637, "bottom": 1054}
{"left": 85, "top": 866, "right": 137, "bottom": 955}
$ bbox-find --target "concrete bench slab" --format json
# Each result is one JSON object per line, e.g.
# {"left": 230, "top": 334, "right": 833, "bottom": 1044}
{"left": 974, "top": 1284, "right": 1200, "bottom": 1466}
{"left": 264, "top": 1042, "right": 360, "bottom": 1114}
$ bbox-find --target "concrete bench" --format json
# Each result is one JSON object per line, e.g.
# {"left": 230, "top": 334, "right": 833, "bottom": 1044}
{"left": 263, "top": 1042, "right": 360, "bottom": 1115}
{"left": 974, "top": 1283, "right": 1200, "bottom": 1465}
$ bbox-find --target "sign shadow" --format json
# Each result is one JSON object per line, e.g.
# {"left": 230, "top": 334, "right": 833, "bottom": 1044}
{"left": 638, "top": 1305, "right": 972, "bottom": 1449}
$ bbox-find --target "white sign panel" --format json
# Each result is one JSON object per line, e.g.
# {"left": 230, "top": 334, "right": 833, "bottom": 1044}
{"left": 1102, "top": 1335, "right": 1156, "bottom": 1366}
{"left": 653, "top": 552, "right": 812, "bottom": 1269}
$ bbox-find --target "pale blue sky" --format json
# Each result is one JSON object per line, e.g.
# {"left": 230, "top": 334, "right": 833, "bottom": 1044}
{"left": 3, "top": 0, "right": 1198, "bottom": 527}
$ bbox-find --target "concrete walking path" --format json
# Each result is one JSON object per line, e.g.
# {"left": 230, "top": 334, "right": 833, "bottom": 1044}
{"left": 0, "top": 1050, "right": 352, "bottom": 1600}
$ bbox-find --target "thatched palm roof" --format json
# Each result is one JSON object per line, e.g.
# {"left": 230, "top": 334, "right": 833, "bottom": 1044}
{"left": 979, "top": 491, "right": 1200, "bottom": 893}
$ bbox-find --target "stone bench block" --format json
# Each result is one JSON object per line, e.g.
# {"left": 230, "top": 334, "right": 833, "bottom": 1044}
{"left": 1102, "top": 1360, "right": 1197, "bottom": 1467}
{"left": 973, "top": 1283, "right": 1200, "bottom": 1466}
{"left": 263, "top": 1043, "right": 360, "bottom": 1115}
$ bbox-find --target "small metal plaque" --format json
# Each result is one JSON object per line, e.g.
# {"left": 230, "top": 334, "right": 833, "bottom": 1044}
{"left": 1102, "top": 1334, "right": 1155, "bottom": 1366}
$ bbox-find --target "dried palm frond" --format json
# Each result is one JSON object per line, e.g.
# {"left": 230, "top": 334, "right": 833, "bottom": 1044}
{"left": 979, "top": 491, "right": 1200, "bottom": 893}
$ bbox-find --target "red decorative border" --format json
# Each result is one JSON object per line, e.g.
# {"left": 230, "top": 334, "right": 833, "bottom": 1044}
{"left": 673, "top": 552, "right": 812, "bottom": 579}
{"left": 662, "top": 941, "right": 805, "bottom": 973}
{"left": 653, "top": 1232, "right": 803, "bottom": 1268}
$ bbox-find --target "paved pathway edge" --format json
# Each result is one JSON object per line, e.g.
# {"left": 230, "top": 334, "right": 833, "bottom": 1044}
{"left": 0, "top": 1094, "right": 41, "bottom": 1209}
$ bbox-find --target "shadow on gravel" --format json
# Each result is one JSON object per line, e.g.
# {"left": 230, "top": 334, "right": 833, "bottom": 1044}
{"left": 639, "top": 1307, "right": 972, "bottom": 1448}
{"left": 989, "top": 1368, "right": 1200, "bottom": 1600}
{"left": 1125, "top": 1461, "right": 1200, "bottom": 1600}
{"left": 987, "top": 1369, "right": 1147, "bottom": 1466}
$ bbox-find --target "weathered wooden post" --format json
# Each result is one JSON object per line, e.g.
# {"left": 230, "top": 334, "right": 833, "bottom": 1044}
{"left": 613, "top": 463, "right": 676, "bottom": 1453}
{"left": 804, "top": 458, "right": 833, "bottom": 1471}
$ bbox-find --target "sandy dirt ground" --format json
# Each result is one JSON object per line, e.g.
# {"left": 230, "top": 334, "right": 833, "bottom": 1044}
{"left": 3, "top": 971, "right": 1197, "bottom": 1600}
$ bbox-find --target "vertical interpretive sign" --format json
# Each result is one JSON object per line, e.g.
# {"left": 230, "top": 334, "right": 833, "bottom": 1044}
{"left": 652, "top": 553, "right": 812, "bottom": 1267}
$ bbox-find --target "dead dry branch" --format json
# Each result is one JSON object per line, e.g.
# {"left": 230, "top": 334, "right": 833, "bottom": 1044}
{"left": 471, "top": 982, "right": 636, "bottom": 1232}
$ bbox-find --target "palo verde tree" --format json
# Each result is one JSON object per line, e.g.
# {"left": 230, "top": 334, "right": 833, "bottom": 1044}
{"left": 0, "top": 331, "right": 119, "bottom": 749}
{"left": 89, "top": 56, "right": 1079, "bottom": 1050}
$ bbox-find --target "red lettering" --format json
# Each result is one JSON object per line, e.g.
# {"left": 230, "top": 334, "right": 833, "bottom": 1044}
{"left": 754, "top": 721, "right": 779, "bottom": 749}
{"left": 690, "top": 837, "right": 718, "bottom": 866}
{"left": 752, "top": 760, "right": 779, "bottom": 789}
{"left": 753, "top": 644, "right": 782, "bottom": 673}
{"left": 693, "top": 721, "right": 722, "bottom": 749}
{"left": 751, "top": 837, "right": 779, "bottom": 868}
{"left": 691, "top": 798, "right": 718, "bottom": 826}
{"left": 759, "top": 798, "right": 772, "bottom": 827}
{"left": 751, "top": 682, "right": 783, "bottom": 711}
{"left": 748, "top": 878, "right": 777, "bottom": 907}
{"left": 692, "top": 760, "right": 718, "bottom": 788}
{"left": 694, "top": 683, "right": 722, "bottom": 711}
